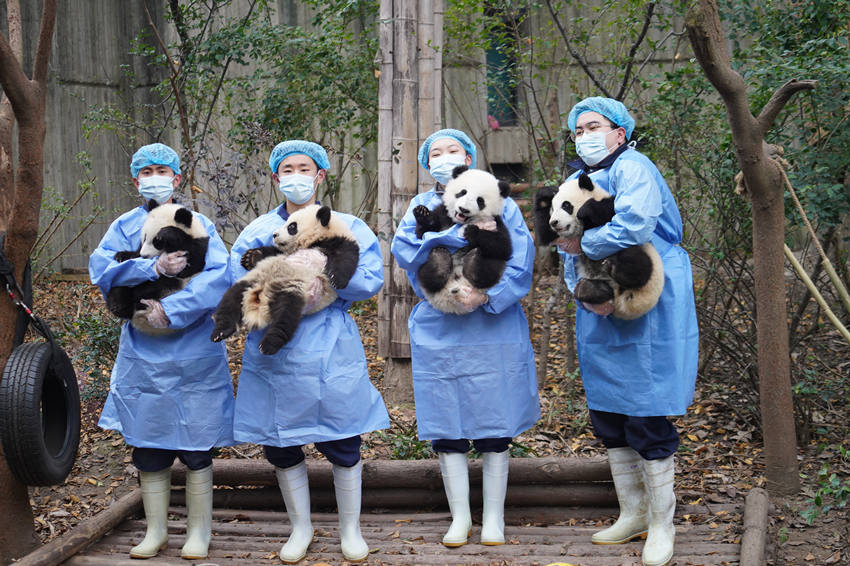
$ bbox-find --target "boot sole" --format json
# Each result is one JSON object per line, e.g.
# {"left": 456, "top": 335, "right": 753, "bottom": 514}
{"left": 592, "top": 531, "right": 648, "bottom": 545}
{"left": 481, "top": 540, "right": 505, "bottom": 546}
{"left": 442, "top": 527, "right": 472, "bottom": 547}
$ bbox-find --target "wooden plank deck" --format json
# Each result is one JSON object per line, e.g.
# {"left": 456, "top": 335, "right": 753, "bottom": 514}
{"left": 64, "top": 503, "right": 744, "bottom": 565}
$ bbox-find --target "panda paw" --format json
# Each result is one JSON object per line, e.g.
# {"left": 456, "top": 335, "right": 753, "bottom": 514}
{"left": 259, "top": 335, "right": 286, "bottom": 355}
{"left": 241, "top": 248, "right": 265, "bottom": 271}
{"left": 413, "top": 205, "right": 433, "bottom": 224}
{"left": 114, "top": 251, "right": 140, "bottom": 262}
{"left": 210, "top": 321, "right": 237, "bottom": 342}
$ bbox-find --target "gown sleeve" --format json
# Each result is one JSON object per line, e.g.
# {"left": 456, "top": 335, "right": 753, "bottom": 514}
{"left": 89, "top": 213, "right": 158, "bottom": 295}
{"left": 335, "top": 217, "right": 384, "bottom": 302}
{"left": 159, "top": 216, "right": 232, "bottom": 329}
{"left": 581, "top": 160, "right": 663, "bottom": 260}
{"left": 480, "top": 198, "right": 535, "bottom": 315}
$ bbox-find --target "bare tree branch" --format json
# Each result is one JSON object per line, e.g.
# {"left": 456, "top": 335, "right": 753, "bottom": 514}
{"left": 32, "top": 0, "right": 57, "bottom": 84}
{"left": 543, "top": 0, "right": 612, "bottom": 99}
{"left": 756, "top": 79, "right": 817, "bottom": 135}
{"left": 0, "top": 33, "right": 33, "bottom": 112}
{"left": 615, "top": 2, "right": 655, "bottom": 101}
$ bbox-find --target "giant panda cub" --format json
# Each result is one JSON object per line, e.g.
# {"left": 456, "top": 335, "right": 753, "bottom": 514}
{"left": 413, "top": 165, "right": 512, "bottom": 315}
{"left": 534, "top": 173, "right": 664, "bottom": 320}
{"left": 106, "top": 202, "right": 209, "bottom": 335}
{"left": 210, "top": 204, "right": 359, "bottom": 355}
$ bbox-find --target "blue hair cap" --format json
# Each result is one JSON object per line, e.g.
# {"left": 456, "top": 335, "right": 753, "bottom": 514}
{"left": 417, "top": 129, "right": 477, "bottom": 170}
{"left": 268, "top": 140, "right": 330, "bottom": 173}
{"left": 568, "top": 97, "right": 636, "bottom": 140}
{"left": 130, "top": 143, "right": 181, "bottom": 177}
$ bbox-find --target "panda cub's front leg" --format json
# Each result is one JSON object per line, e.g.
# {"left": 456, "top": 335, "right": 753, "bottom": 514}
{"left": 258, "top": 288, "right": 307, "bottom": 355}
{"left": 413, "top": 204, "right": 453, "bottom": 239}
{"left": 241, "top": 246, "right": 281, "bottom": 271}
{"left": 210, "top": 280, "right": 253, "bottom": 342}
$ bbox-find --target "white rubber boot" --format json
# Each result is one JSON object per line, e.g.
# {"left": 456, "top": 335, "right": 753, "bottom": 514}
{"left": 641, "top": 455, "right": 676, "bottom": 566}
{"left": 130, "top": 468, "right": 171, "bottom": 559}
{"left": 480, "top": 450, "right": 509, "bottom": 545}
{"left": 181, "top": 465, "right": 212, "bottom": 559}
{"left": 438, "top": 452, "right": 472, "bottom": 547}
{"left": 275, "top": 461, "right": 314, "bottom": 564}
{"left": 333, "top": 461, "right": 369, "bottom": 562}
{"left": 592, "top": 447, "right": 649, "bottom": 544}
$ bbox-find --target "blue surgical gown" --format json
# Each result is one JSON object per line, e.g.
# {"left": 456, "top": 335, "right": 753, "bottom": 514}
{"left": 89, "top": 205, "right": 235, "bottom": 450}
{"left": 391, "top": 190, "right": 540, "bottom": 441}
{"left": 230, "top": 205, "right": 389, "bottom": 447}
{"left": 561, "top": 148, "right": 699, "bottom": 416}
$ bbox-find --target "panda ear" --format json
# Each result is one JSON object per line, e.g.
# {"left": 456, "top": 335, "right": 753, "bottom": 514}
{"left": 452, "top": 165, "right": 469, "bottom": 178}
{"left": 146, "top": 200, "right": 160, "bottom": 212}
{"left": 173, "top": 207, "right": 194, "bottom": 230}
{"left": 316, "top": 206, "right": 332, "bottom": 227}
{"left": 578, "top": 173, "right": 594, "bottom": 192}
{"left": 498, "top": 180, "right": 511, "bottom": 199}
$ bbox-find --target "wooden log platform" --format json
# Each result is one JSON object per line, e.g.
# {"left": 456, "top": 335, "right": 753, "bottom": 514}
{"left": 64, "top": 504, "right": 744, "bottom": 565}
{"left": 18, "top": 458, "right": 755, "bottom": 565}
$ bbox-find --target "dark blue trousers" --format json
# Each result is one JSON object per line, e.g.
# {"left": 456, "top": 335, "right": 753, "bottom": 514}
{"left": 431, "top": 437, "right": 511, "bottom": 454}
{"left": 132, "top": 447, "right": 212, "bottom": 472}
{"left": 264, "top": 435, "right": 362, "bottom": 469}
{"left": 589, "top": 410, "right": 679, "bottom": 460}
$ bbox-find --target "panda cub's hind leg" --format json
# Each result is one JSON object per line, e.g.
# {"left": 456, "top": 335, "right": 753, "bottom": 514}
{"left": 258, "top": 289, "right": 306, "bottom": 355}
{"left": 211, "top": 280, "right": 253, "bottom": 342}
{"left": 574, "top": 278, "right": 615, "bottom": 306}
{"left": 606, "top": 246, "right": 653, "bottom": 289}
{"left": 418, "top": 247, "right": 454, "bottom": 294}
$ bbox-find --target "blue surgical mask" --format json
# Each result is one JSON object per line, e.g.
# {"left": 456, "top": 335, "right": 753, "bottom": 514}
{"left": 278, "top": 173, "right": 317, "bottom": 205}
{"left": 429, "top": 154, "right": 467, "bottom": 186}
{"left": 138, "top": 175, "right": 175, "bottom": 204}
{"left": 575, "top": 130, "right": 614, "bottom": 166}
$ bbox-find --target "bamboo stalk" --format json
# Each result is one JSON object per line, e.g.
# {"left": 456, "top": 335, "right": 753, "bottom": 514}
{"left": 783, "top": 244, "right": 850, "bottom": 344}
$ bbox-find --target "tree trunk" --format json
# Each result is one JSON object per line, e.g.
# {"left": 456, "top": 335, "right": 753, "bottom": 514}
{"left": 0, "top": 0, "right": 58, "bottom": 560}
{"left": 686, "top": 0, "right": 814, "bottom": 494}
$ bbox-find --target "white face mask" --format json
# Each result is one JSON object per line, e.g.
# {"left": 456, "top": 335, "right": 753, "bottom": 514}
{"left": 278, "top": 173, "right": 317, "bottom": 205}
{"left": 138, "top": 175, "right": 175, "bottom": 204}
{"left": 429, "top": 154, "right": 467, "bottom": 186}
{"left": 575, "top": 130, "right": 615, "bottom": 166}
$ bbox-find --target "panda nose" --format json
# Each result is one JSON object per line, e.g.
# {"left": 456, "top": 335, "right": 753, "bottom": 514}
{"left": 458, "top": 206, "right": 470, "bottom": 215}
{"left": 272, "top": 231, "right": 279, "bottom": 239}
{"left": 550, "top": 219, "right": 559, "bottom": 229}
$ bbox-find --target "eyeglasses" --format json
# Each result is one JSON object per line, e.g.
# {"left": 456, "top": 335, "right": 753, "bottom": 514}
{"left": 569, "top": 121, "right": 614, "bottom": 142}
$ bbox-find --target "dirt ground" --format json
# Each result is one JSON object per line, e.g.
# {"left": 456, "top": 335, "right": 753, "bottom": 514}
{"left": 20, "top": 278, "right": 850, "bottom": 565}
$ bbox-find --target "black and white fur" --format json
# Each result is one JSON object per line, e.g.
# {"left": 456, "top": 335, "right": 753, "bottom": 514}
{"left": 210, "top": 205, "right": 359, "bottom": 355}
{"left": 414, "top": 166, "right": 512, "bottom": 315}
{"left": 534, "top": 173, "right": 664, "bottom": 320}
{"left": 106, "top": 202, "right": 209, "bottom": 335}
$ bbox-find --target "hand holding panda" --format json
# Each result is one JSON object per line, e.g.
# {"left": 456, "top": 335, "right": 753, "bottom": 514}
{"left": 210, "top": 205, "right": 359, "bottom": 355}
{"left": 414, "top": 166, "right": 513, "bottom": 315}
{"left": 534, "top": 173, "right": 664, "bottom": 320}
{"left": 105, "top": 202, "right": 209, "bottom": 335}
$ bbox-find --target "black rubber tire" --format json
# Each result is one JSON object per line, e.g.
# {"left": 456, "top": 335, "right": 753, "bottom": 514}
{"left": 0, "top": 341, "right": 81, "bottom": 486}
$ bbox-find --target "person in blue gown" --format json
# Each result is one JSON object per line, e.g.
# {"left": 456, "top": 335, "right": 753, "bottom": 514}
{"left": 391, "top": 129, "right": 540, "bottom": 548}
{"left": 229, "top": 140, "right": 388, "bottom": 564}
{"left": 557, "top": 97, "right": 699, "bottom": 566}
{"left": 89, "top": 143, "right": 234, "bottom": 560}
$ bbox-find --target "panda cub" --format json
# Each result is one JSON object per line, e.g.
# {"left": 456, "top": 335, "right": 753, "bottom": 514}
{"left": 413, "top": 166, "right": 512, "bottom": 315}
{"left": 534, "top": 173, "right": 664, "bottom": 320}
{"left": 106, "top": 202, "right": 209, "bottom": 335}
{"left": 210, "top": 204, "right": 359, "bottom": 355}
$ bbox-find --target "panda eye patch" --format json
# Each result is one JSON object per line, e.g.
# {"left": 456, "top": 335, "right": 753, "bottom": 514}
{"left": 561, "top": 201, "right": 574, "bottom": 215}
{"left": 287, "top": 223, "right": 298, "bottom": 235}
{"left": 455, "top": 189, "right": 467, "bottom": 198}
{"left": 477, "top": 197, "right": 485, "bottom": 210}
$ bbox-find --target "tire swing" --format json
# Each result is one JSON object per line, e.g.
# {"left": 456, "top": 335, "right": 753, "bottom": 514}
{"left": 0, "top": 234, "right": 80, "bottom": 486}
